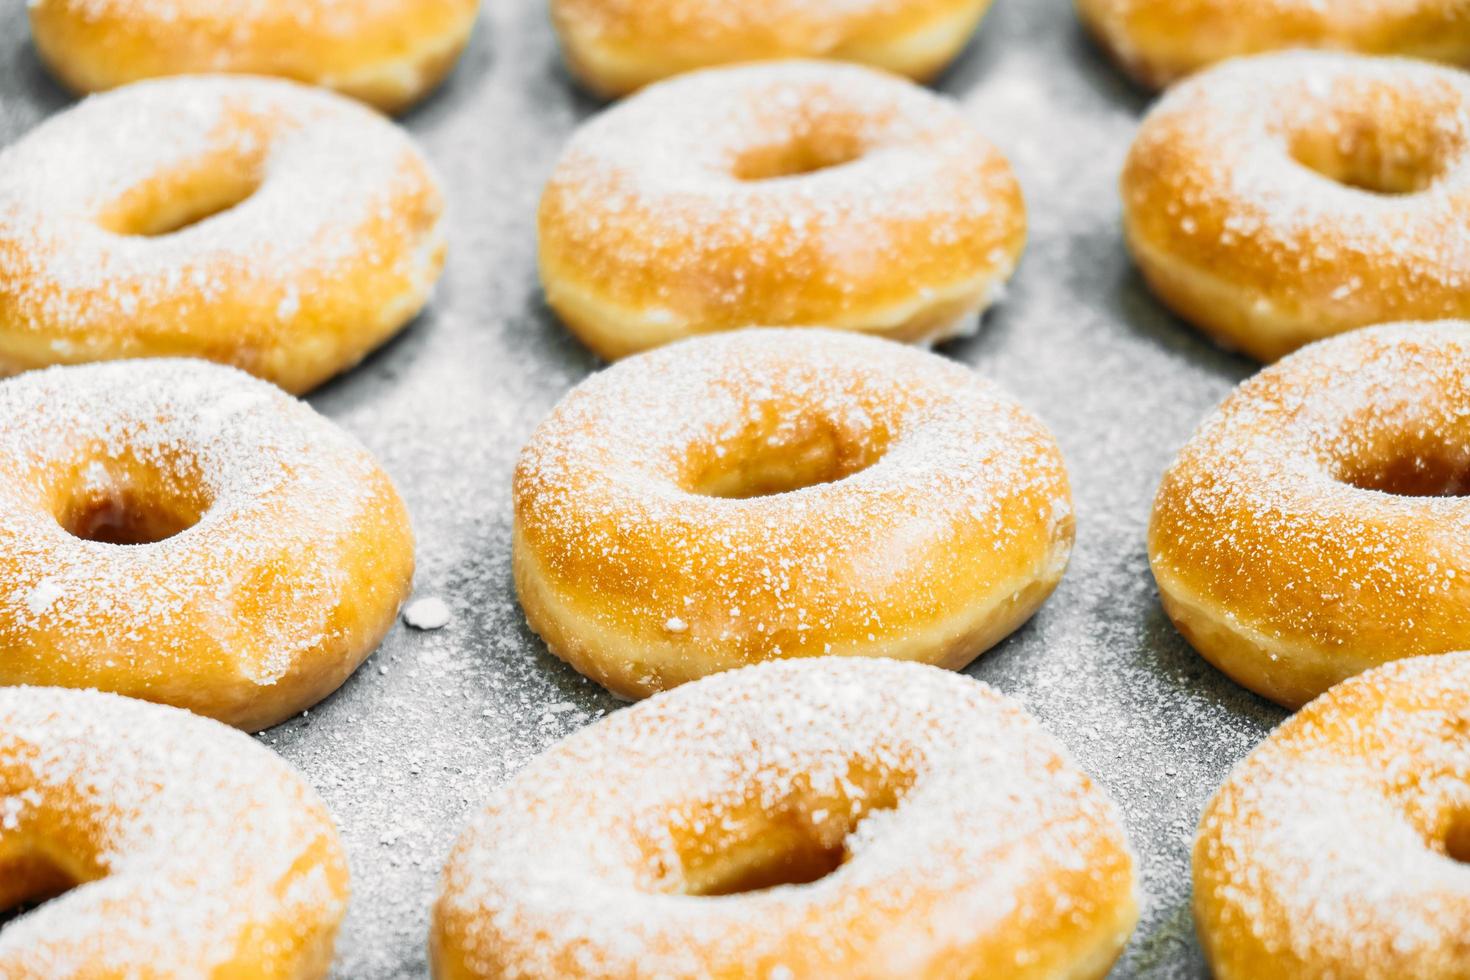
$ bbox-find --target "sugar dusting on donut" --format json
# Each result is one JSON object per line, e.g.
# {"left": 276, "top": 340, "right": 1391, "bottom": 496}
{"left": 515, "top": 329, "right": 1072, "bottom": 655}
{"left": 0, "top": 685, "right": 345, "bottom": 973}
{"left": 1195, "top": 652, "right": 1470, "bottom": 972}
{"left": 0, "top": 358, "right": 387, "bottom": 685}
{"left": 0, "top": 74, "right": 442, "bottom": 344}
{"left": 1126, "top": 51, "right": 1470, "bottom": 319}
{"left": 436, "top": 657, "right": 1135, "bottom": 976}
{"left": 1151, "top": 322, "right": 1470, "bottom": 658}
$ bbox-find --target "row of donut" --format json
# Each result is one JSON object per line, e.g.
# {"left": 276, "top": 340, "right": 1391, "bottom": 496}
{"left": 23, "top": 0, "right": 1470, "bottom": 103}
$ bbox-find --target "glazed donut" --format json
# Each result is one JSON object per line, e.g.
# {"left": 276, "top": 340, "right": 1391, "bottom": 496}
{"left": 432, "top": 657, "right": 1138, "bottom": 979}
{"left": 0, "top": 358, "right": 414, "bottom": 732}
{"left": 538, "top": 61, "right": 1026, "bottom": 359}
{"left": 1195, "top": 652, "right": 1470, "bottom": 978}
{"left": 0, "top": 74, "right": 445, "bottom": 394}
{"left": 28, "top": 0, "right": 479, "bottom": 113}
{"left": 0, "top": 686, "right": 348, "bottom": 978}
{"left": 550, "top": 0, "right": 995, "bottom": 97}
{"left": 1077, "top": 0, "right": 1470, "bottom": 89}
{"left": 513, "top": 328, "right": 1073, "bottom": 699}
{"left": 1150, "top": 322, "right": 1470, "bottom": 709}
{"left": 1122, "top": 51, "right": 1470, "bottom": 362}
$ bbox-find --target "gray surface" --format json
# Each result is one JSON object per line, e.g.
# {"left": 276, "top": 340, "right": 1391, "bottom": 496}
{"left": 0, "top": 0, "right": 1292, "bottom": 975}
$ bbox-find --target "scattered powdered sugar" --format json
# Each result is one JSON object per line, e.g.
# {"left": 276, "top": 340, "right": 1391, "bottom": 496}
{"left": 1150, "top": 322, "right": 1470, "bottom": 657}
{"left": 403, "top": 596, "right": 452, "bottom": 630}
{"left": 0, "top": 685, "right": 347, "bottom": 974}
{"left": 435, "top": 657, "right": 1135, "bottom": 976}
{"left": 1125, "top": 51, "right": 1470, "bottom": 322}
{"left": 539, "top": 60, "right": 1022, "bottom": 328}
{"left": 0, "top": 358, "right": 400, "bottom": 708}
{"left": 513, "top": 328, "right": 1072, "bottom": 683}
{"left": 0, "top": 74, "right": 443, "bottom": 370}
{"left": 1195, "top": 652, "right": 1470, "bottom": 975}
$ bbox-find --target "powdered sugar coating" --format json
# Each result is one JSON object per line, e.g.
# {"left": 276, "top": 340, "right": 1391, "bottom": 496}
{"left": 513, "top": 328, "right": 1073, "bottom": 696}
{"left": 0, "top": 685, "right": 348, "bottom": 976}
{"left": 433, "top": 657, "right": 1137, "bottom": 978}
{"left": 1149, "top": 322, "right": 1470, "bottom": 704}
{"left": 0, "top": 358, "right": 414, "bottom": 730}
{"left": 1194, "top": 651, "right": 1470, "bottom": 977}
{"left": 538, "top": 60, "right": 1025, "bottom": 355}
{"left": 1122, "top": 51, "right": 1470, "bottom": 360}
{"left": 0, "top": 74, "right": 445, "bottom": 391}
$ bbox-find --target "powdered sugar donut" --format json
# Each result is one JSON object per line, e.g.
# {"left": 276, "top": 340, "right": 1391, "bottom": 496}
{"left": 551, "top": 0, "right": 996, "bottom": 97}
{"left": 1195, "top": 651, "right": 1470, "bottom": 978}
{"left": 29, "top": 0, "right": 479, "bottom": 113}
{"left": 0, "top": 75, "right": 445, "bottom": 393}
{"left": 0, "top": 686, "right": 349, "bottom": 978}
{"left": 513, "top": 329, "right": 1073, "bottom": 699}
{"left": 1150, "top": 322, "right": 1470, "bottom": 708}
{"left": 0, "top": 358, "right": 414, "bottom": 731}
{"left": 538, "top": 61, "right": 1026, "bottom": 359}
{"left": 1078, "top": 0, "right": 1470, "bottom": 89}
{"left": 1122, "top": 52, "right": 1470, "bottom": 362}
{"left": 432, "top": 658, "right": 1138, "bottom": 979}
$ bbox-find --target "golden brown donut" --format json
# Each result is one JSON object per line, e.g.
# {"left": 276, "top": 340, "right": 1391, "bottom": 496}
{"left": 28, "top": 0, "right": 480, "bottom": 113}
{"left": 1077, "top": 0, "right": 1470, "bottom": 89}
{"left": 1150, "top": 322, "right": 1470, "bottom": 709}
{"left": 0, "top": 358, "right": 414, "bottom": 732}
{"left": 538, "top": 61, "right": 1026, "bottom": 359}
{"left": 0, "top": 74, "right": 445, "bottom": 394}
{"left": 550, "top": 0, "right": 995, "bottom": 98}
{"left": 1122, "top": 51, "right": 1470, "bottom": 363}
{"left": 1194, "top": 652, "right": 1470, "bottom": 978}
{"left": 432, "top": 657, "right": 1138, "bottom": 979}
{"left": 0, "top": 686, "right": 349, "bottom": 978}
{"left": 513, "top": 328, "right": 1073, "bottom": 699}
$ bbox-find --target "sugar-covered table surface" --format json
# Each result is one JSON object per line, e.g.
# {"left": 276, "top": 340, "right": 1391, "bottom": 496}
{"left": 0, "top": 0, "right": 1288, "bottom": 975}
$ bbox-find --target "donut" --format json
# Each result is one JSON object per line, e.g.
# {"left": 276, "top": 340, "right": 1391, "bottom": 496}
{"left": 549, "top": 0, "right": 995, "bottom": 98}
{"left": 1194, "top": 651, "right": 1470, "bottom": 978}
{"left": 0, "top": 686, "right": 348, "bottom": 978}
{"left": 537, "top": 61, "right": 1026, "bottom": 359}
{"left": 1121, "top": 51, "right": 1470, "bottom": 362}
{"left": 513, "top": 328, "right": 1073, "bottom": 699}
{"left": 1077, "top": 0, "right": 1470, "bottom": 89}
{"left": 0, "top": 75, "right": 445, "bottom": 394}
{"left": 1149, "top": 322, "right": 1470, "bottom": 709}
{"left": 28, "top": 0, "right": 479, "bottom": 113}
{"left": 0, "top": 358, "right": 414, "bottom": 732}
{"left": 431, "top": 657, "right": 1138, "bottom": 979}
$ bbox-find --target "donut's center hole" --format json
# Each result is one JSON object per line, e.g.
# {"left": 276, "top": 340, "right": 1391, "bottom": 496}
{"left": 97, "top": 161, "right": 263, "bottom": 237}
{"left": 1338, "top": 450, "right": 1470, "bottom": 498}
{"left": 1289, "top": 129, "right": 1446, "bottom": 196}
{"left": 732, "top": 135, "right": 865, "bottom": 181}
{"left": 0, "top": 851, "right": 79, "bottom": 929}
{"left": 55, "top": 458, "right": 210, "bottom": 545}
{"left": 1444, "top": 814, "right": 1470, "bottom": 864}
{"left": 688, "top": 418, "right": 888, "bottom": 499}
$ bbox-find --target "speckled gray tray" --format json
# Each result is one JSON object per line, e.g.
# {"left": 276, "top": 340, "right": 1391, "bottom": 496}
{"left": 0, "top": 1, "right": 1291, "bottom": 975}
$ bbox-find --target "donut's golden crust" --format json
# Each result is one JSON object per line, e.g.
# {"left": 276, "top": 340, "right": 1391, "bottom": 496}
{"left": 538, "top": 62, "right": 1026, "bottom": 360}
{"left": 1122, "top": 52, "right": 1470, "bottom": 362}
{"left": 0, "top": 687, "right": 349, "bottom": 978}
{"left": 1077, "top": 0, "right": 1470, "bottom": 88}
{"left": 28, "top": 0, "right": 479, "bottom": 113}
{"left": 432, "top": 658, "right": 1137, "bottom": 979}
{"left": 1194, "top": 653, "right": 1470, "bottom": 978}
{"left": 551, "top": 0, "right": 995, "bottom": 97}
{"left": 0, "top": 360, "right": 414, "bottom": 732}
{"left": 0, "top": 75, "right": 445, "bottom": 395}
{"left": 513, "top": 329, "right": 1073, "bottom": 699}
{"left": 1150, "top": 323, "right": 1470, "bottom": 708}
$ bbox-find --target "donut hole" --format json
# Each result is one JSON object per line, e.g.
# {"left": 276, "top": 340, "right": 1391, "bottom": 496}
{"left": 0, "top": 851, "right": 79, "bottom": 928}
{"left": 686, "top": 419, "right": 889, "bottom": 499}
{"left": 1287, "top": 119, "right": 1454, "bottom": 196}
{"left": 1336, "top": 448, "right": 1470, "bottom": 497}
{"left": 731, "top": 134, "right": 866, "bottom": 181}
{"left": 1444, "top": 814, "right": 1470, "bottom": 864}
{"left": 97, "top": 158, "right": 264, "bottom": 237}
{"left": 54, "top": 457, "right": 212, "bottom": 545}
